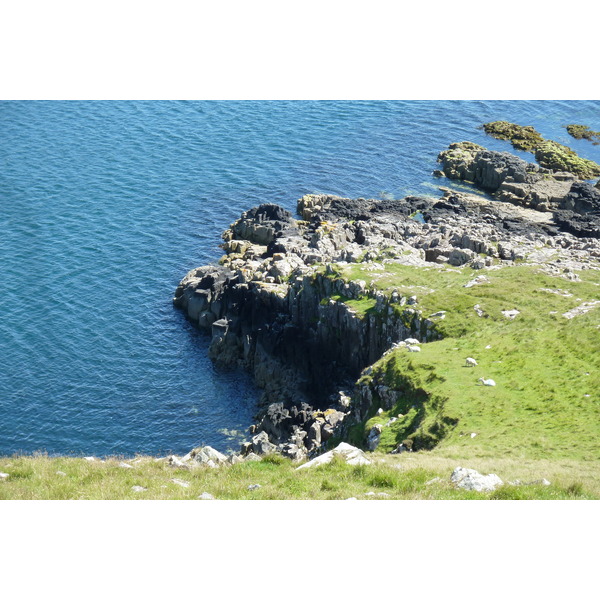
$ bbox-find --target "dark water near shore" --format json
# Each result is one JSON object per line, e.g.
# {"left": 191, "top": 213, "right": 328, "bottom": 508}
{"left": 1, "top": 100, "right": 599, "bottom": 457}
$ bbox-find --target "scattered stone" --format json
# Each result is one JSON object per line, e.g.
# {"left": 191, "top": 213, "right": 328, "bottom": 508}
{"left": 470, "top": 432, "right": 477, "bottom": 438}
{"left": 407, "top": 345, "right": 421, "bottom": 352}
{"left": 509, "top": 478, "right": 551, "bottom": 487}
{"left": 473, "top": 304, "right": 486, "bottom": 317}
{"left": 562, "top": 300, "right": 600, "bottom": 319}
{"left": 248, "top": 484, "right": 262, "bottom": 491}
{"left": 131, "top": 486, "right": 147, "bottom": 493}
{"left": 296, "top": 442, "right": 371, "bottom": 470}
{"left": 244, "top": 453, "right": 262, "bottom": 462}
{"left": 451, "top": 467, "right": 503, "bottom": 492}
{"left": 365, "top": 491, "right": 390, "bottom": 497}
{"left": 56, "top": 471, "right": 67, "bottom": 477}
{"left": 425, "top": 477, "right": 441, "bottom": 486}
{"left": 182, "top": 445, "right": 228, "bottom": 468}
{"left": 171, "top": 478, "right": 190, "bottom": 488}
{"left": 198, "top": 492, "right": 215, "bottom": 500}
{"left": 0, "top": 472, "right": 9, "bottom": 480}
{"left": 502, "top": 309, "right": 520, "bottom": 319}
{"left": 119, "top": 462, "right": 134, "bottom": 469}
{"left": 84, "top": 457, "right": 96, "bottom": 462}
{"left": 367, "top": 424, "right": 382, "bottom": 451}
{"left": 167, "top": 455, "right": 189, "bottom": 469}
{"left": 464, "top": 275, "right": 490, "bottom": 288}
{"left": 404, "top": 338, "right": 420, "bottom": 345}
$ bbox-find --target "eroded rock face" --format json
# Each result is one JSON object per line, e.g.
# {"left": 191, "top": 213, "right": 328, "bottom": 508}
{"left": 174, "top": 162, "right": 600, "bottom": 456}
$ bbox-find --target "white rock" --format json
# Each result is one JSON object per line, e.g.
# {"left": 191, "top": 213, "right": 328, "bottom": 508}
{"left": 244, "top": 452, "right": 262, "bottom": 462}
{"left": 167, "top": 455, "right": 188, "bottom": 468}
{"left": 464, "top": 275, "right": 490, "bottom": 288}
{"left": 84, "top": 456, "right": 96, "bottom": 462}
{"left": 404, "top": 338, "right": 420, "bottom": 345}
{"left": 407, "top": 345, "right": 421, "bottom": 352}
{"left": 119, "top": 462, "right": 134, "bottom": 469}
{"left": 183, "top": 445, "right": 228, "bottom": 466}
{"left": 296, "top": 442, "right": 371, "bottom": 470}
{"left": 563, "top": 300, "right": 600, "bottom": 319}
{"left": 470, "top": 432, "right": 477, "bottom": 438}
{"left": 451, "top": 467, "right": 503, "bottom": 492}
{"left": 473, "top": 304, "right": 486, "bottom": 317}
{"left": 171, "top": 478, "right": 190, "bottom": 488}
{"left": 56, "top": 471, "right": 67, "bottom": 477}
{"left": 0, "top": 472, "right": 9, "bottom": 480}
{"left": 478, "top": 378, "right": 496, "bottom": 386}
{"left": 501, "top": 309, "right": 520, "bottom": 319}
{"left": 131, "top": 486, "right": 147, "bottom": 492}
{"left": 198, "top": 492, "right": 215, "bottom": 500}
{"left": 248, "top": 484, "right": 261, "bottom": 491}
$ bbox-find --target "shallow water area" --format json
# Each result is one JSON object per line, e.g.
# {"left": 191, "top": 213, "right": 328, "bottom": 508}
{"left": 1, "top": 100, "right": 599, "bottom": 456}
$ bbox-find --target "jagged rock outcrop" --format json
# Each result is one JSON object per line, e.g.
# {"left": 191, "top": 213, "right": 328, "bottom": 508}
{"left": 174, "top": 151, "right": 600, "bottom": 457}
{"left": 438, "top": 142, "right": 600, "bottom": 237}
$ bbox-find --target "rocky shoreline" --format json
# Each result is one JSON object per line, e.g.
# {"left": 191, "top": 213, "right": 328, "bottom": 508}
{"left": 173, "top": 138, "right": 600, "bottom": 463}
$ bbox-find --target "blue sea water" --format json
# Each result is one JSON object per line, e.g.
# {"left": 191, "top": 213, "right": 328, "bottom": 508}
{"left": 1, "top": 100, "right": 599, "bottom": 457}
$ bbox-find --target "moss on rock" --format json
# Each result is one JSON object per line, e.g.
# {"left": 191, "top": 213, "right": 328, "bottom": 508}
{"left": 482, "top": 121, "right": 544, "bottom": 152}
{"left": 483, "top": 120, "right": 600, "bottom": 179}
{"left": 534, "top": 140, "right": 600, "bottom": 180}
{"left": 566, "top": 124, "right": 600, "bottom": 145}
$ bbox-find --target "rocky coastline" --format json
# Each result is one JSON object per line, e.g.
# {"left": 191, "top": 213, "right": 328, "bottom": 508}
{"left": 173, "top": 137, "right": 600, "bottom": 463}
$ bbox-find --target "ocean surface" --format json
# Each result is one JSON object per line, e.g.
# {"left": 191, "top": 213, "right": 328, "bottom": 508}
{"left": 1, "top": 100, "right": 599, "bottom": 457}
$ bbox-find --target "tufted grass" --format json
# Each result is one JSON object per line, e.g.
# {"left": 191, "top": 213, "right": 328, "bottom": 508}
{"left": 1, "top": 452, "right": 598, "bottom": 500}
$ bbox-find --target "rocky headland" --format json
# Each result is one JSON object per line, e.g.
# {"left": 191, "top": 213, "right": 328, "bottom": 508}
{"left": 173, "top": 133, "right": 600, "bottom": 464}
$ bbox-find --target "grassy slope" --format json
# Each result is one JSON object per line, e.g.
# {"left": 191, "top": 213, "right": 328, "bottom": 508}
{"left": 2, "top": 261, "right": 600, "bottom": 500}
{"left": 1, "top": 453, "right": 597, "bottom": 500}
{"left": 341, "top": 262, "right": 600, "bottom": 462}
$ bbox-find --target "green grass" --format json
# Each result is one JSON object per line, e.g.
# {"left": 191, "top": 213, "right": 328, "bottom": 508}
{"left": 337, "top": 262, "right": 600, "bottom": 461}
{"left": 3, "top": 260, "right": 600, "bottom": 500}
{"left": 1, "top": 453, "right": 597, "bottom": 500}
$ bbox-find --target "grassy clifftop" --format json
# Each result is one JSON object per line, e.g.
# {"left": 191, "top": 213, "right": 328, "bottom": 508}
{"left": 335, "top": 261, "right": 600, "bottom": 462}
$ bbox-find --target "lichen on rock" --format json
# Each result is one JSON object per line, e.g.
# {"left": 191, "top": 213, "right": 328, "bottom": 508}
{"left": 482, "top": 120, "right": 600, "bottom": 180}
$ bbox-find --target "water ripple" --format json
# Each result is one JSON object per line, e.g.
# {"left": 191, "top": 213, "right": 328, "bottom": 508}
{"left": 1, "top": 100, "right": 599, "bottom": 457}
